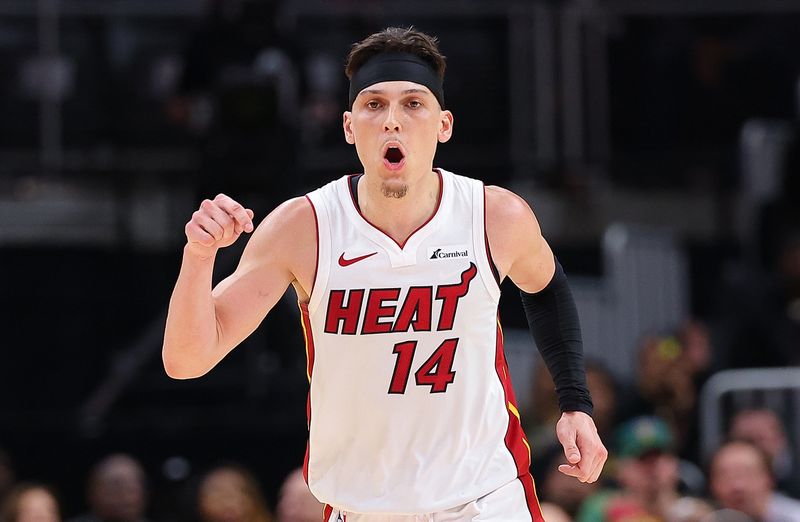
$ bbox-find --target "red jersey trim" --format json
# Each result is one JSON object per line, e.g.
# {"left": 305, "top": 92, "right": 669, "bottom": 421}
{"left": 346, "top": 170, "right": 444, "bottom": 250}
{"left": 494, "top": 318, "right": 545, "bottom": 522}
{"left": 304, "top": 195, "right": 319, "bottom": 297}
{"left": 482, "top": 185, "right": 501, "bottom": 285}
{"left": 299, "top": 301, "right": 316, "bottom": 483}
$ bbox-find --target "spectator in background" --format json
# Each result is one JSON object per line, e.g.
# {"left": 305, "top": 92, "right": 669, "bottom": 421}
{"left": 709, "top": 440, "right": 800, "bottom": 522}
{"left": 68, "top": 454, "right": 149, "bottom": 522}
{"left": 729, "top": 408, "right": 800, "bottom": 497}
{"left": 274, "top": 468, "right": 322, "bottom": 522}
{"left": 675, "top": 320, "right": 714, "bottom": 463}
{"left": 197, "top": 464, "right": 272, "bottom": 522}
{"left": 577, "top": 416, "right": 712, "bottom": 522}
{"left": 584, "top": 361, "right": 620, "bottom": 443}
{"left": 0, "top": 483, "right": 60, "bottom": 522}
{"left": 676, "top": 320, "right": 713, "bottom": 385}
{"left": 634, "top": 335, "right": 695, "bottom": 443}
{"left": 624, "top": 322, "right": 712, "bottom": 459}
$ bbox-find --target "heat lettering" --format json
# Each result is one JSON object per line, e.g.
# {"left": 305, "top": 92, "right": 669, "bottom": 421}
{"left": 362, "top": 288, "right": 401, "bottom": 334}
{"left": 393, "top": 286, "right": 433, "bottom": 332}
{"left": 324, "top": 289, "right": 365, "bottom": 334}
{"left": 435, "top": 263, "right": 477, "bottom": 331}
{"left": 323, "top": 263, "right": 477, "bottom": 334}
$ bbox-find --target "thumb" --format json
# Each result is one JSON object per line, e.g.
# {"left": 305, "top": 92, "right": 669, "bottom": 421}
{"left": 563, "top": 439, "right": 581, "bottom": 464}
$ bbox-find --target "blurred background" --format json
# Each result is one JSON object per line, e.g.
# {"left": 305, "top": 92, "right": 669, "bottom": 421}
{"left": 1, "top": 0, "right": 799, "bottom": 520}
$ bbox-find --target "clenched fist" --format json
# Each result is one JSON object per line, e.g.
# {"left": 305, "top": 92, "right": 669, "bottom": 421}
{"left": 185, "top": 194, "right": 255, "bottom": 258}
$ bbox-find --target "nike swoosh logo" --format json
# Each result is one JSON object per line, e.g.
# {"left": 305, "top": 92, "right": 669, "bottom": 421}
{"left": 338, "top": 251, "right": 378, "bottom": 267}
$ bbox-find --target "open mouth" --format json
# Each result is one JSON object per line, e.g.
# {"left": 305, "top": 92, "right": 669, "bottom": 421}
{"left": 384, "top": 146, "right": 405, "bottom": 165}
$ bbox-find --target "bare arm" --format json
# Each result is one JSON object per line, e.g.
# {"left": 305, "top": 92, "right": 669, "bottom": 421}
{"left": 162, "top": 195, "right": 316, "bottom": 379}
{"left": 486, "top": 185, "right": 607, "bottom": 483}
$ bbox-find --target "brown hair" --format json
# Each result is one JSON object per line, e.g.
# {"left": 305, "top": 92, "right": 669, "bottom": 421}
{"left": 345, "top": 27, "right": 446, "bottom": 81}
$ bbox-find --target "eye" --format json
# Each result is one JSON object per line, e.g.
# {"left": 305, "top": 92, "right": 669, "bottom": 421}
{"left": 408, "top": 100, "right": 422, "bottom": 109}
{"left": 366, "top": 100, "right": 382, "bottom": 110}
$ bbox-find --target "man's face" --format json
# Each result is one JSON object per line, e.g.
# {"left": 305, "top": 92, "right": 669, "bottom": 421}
{"left": 343, "top": 81, "right": 453, "bottom": 197}
{"left": 730, "top": 410, "right": 785, "bottom": 461}
{"left": 198, "top": 469, "right": 255, "bottom": 522}
{"left": 616, "top": 451, "right": 678, "bottom": 498}
{"left": 17, "top": 488, "right": 59, "bottom": 522}
{"left": 710, "top": 443, "right": 773, "bottom": 518}
{"left": 90, "top": 460, "right": 146, "bottom": 522}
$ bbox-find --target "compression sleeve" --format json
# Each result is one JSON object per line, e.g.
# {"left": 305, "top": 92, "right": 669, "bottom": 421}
{"left": 520, "top": 258, "right": 593, "bottom": 416}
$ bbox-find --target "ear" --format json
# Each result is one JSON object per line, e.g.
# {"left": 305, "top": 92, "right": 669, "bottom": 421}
{"left": 343, "top": 111, "right": 355, "bottom": 145}
{"left": 438, "top": 110, "right": 454, "bottom": 143}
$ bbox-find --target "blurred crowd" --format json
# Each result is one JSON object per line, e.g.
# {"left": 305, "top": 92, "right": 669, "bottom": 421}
{"left": 0, "top": 454, "right": 324, "bottom": 522}
{"left": 523, "top": 313, "right": 800, "bottom": 522}
{"left": 1, "top": 318, "right": 798, "bottom": 521}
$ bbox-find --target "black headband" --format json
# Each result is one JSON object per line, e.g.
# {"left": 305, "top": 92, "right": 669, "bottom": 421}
{"left": 348, "top": 52, "right": 445, "bottom": 109}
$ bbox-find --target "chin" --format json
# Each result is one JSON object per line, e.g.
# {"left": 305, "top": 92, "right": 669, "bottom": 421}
{"left": 381, "top": 180, "right": 408, "bottom": 199}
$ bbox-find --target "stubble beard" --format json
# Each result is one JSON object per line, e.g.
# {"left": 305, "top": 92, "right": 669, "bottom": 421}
{"left": 381, "top": 181, "right": 408, "bottom": 199}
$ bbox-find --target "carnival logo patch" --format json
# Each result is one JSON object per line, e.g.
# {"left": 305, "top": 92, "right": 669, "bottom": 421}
{"left": 428, "top": 245, "right": 470, "bottom": 260}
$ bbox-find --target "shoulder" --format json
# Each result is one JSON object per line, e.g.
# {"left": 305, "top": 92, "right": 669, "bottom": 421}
{"left": 484, "top": 184, "right": 553, "bottom": 288}
{"left": 254, "top": 196, "right": 315, "bottom": 234}
{"left": 235, "top": 196, "right": 317, "bottom": 292}
{"left": 243, "top": 196, "right": 316, "bottom": 261}
{"left": 484, "top": 184, "right": 540, "bottom": 234}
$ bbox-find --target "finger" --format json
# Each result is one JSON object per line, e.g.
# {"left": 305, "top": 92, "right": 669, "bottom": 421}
{"left": 561, "top": 439, "right": 581, "bottom": 465}
{"left": 580, "top": 444, "right": 606, "bottom": 483}
{"left": 185, "top": 222, "right": 215, "bottom": 247}
{"left": 557, "top": 464, "right": 583, "bottom": 479}
{"left": 201, "top": 199, "right": 236, "bottom": 240}
{"left": 215, "top": 194, "right": 254, "bottom": 233}
{"left": 581, "top": 457, "right": 600, "bottom": 483}
{"left": 557, "top": 423, "right": 582, "bottom": 465}
{"left": 587, "top": 458, "right": 603, "bottom": 483}
{"left": 195, "top": 213, "right": 225, "bottom": 241}
{"left": 589, "top": 447, "right": 608, "bottom": 483}
{"left": 559, "top": 455, "right": 596, "bottom": 483}
{"left": 188, "top": 212, "right": 220, "bottom": 244}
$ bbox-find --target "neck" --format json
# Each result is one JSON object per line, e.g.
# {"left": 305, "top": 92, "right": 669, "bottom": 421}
{"left": 357, "top": 169, "right": 441, "bottom": 245}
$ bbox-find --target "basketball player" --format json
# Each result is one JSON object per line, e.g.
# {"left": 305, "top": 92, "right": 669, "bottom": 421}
{"left": 163, "top": 27, "right": 607, "bottom": 521}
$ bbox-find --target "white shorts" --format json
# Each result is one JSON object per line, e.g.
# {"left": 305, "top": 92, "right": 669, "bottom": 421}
{"left": 323, "top": 476, "right": 545, "bottom": 522}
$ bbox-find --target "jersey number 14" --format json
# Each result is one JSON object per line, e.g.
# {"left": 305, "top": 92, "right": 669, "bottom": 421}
{"left": 388, "top": 338, "right": 458, "bottom": 394}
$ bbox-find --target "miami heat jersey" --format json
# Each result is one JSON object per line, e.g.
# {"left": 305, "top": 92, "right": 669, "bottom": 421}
{"left": 301, "top": 169, "right": 536, "bottom": 515}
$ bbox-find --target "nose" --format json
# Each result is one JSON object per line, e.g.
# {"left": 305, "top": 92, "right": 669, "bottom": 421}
{"left": 383, "top": 104, "right": 401, "bottom": 132}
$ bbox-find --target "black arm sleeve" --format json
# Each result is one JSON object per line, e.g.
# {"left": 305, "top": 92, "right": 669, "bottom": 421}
{"left": 520, "top": 258, "right": 593, "bottom": 416}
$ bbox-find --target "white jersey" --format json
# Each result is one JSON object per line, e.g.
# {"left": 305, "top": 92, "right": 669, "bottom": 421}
{"left": 301, "top": 169, "right": 539, "bottom": 516}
